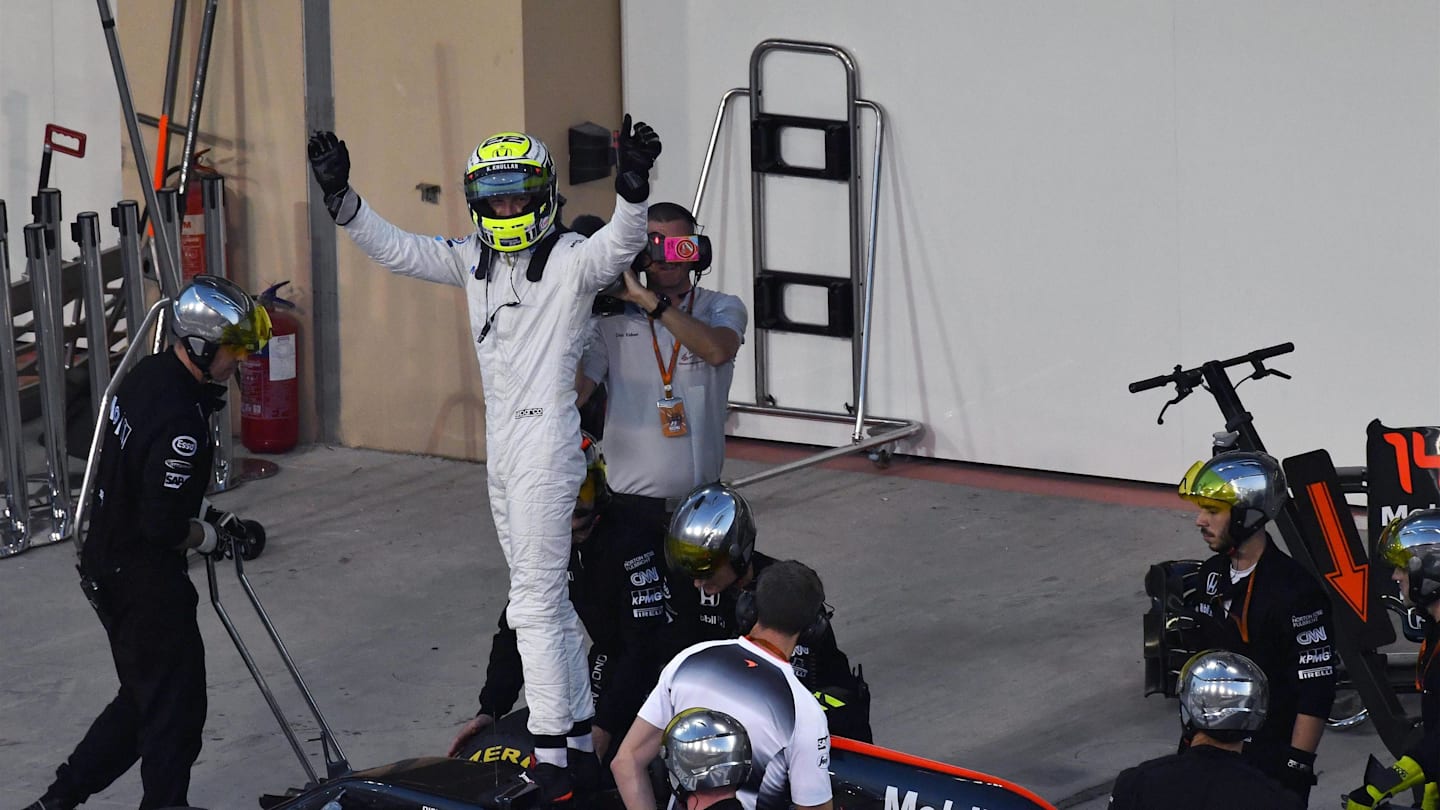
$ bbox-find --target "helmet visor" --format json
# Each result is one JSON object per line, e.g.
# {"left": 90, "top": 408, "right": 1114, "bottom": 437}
{"left": 666, "top": 533, "right": 727, "bottom": 579}
{"left": 464, "top": 164, "right": 551, "bottom": 203}
{"left": 1179, "top": 459, "right": 1237, "bottom": 509}
{"left": 1380, "top": 517, "right": 1440, "bottom": 569}
{"left": 220, "top": 305, "right": 272, "bottom": 358}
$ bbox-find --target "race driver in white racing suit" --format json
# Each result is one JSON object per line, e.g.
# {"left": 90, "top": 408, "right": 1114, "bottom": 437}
{"left": 308, "top": 118, "right": 662, "bottom": 802}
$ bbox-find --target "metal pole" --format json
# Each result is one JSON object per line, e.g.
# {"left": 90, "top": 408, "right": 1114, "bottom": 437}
{"left": 73, "top": 213, "right": 112, "bottom": 416}
{"left": 202, "top": 175, "right": 233, "bottom": 492}
{"left": 25, "top": 223, "right": 71, "bottom": 544}
{"left": 205, "top": 557, "right": 321, "bottom": 785}
{"left": 154, "top": 188, "right": 184, "bottom": 298}
{"left": 851, "top": 100, "right": 885, "bottom": 443}
{"left": 160, "top": 1, "right": 187, "bottom": 117}
{"left": 176, "top": 0, "right": 219, "bottom": 200}
{"left": 33, "top": 189, "right": 64, "bottom": 280}
{"left": 112, "top": 201, "right": 149, "bottom": 348}
{"left": 153, "top": 0, "right": 187, "bottom": 190}
{"left": 304, "top": 0, "right": 342, "bottom": 443}
{"left": 73, "top": 300, "right": 169, "bottom": 548}
{"left": 95, "top": 0, "right": 184, "bottom": 292}
{"left": 234, "top": 552, "right": 351, "bottom": 775}
{"left": 747, "top": 53, "right": 770, "bottom": 407}
{"left": 0, "top": 202, "right": 30, "bottom": 556}
{"left": 690, "top": 88, "right": 749, "bottom": 220}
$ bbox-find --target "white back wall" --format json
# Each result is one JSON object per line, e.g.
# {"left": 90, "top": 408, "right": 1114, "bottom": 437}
{"left": 0, "top": 0, "right": 123, "bottom": 278}
{"left": 621, "top": 1, "right": 1440, "bottom": 484}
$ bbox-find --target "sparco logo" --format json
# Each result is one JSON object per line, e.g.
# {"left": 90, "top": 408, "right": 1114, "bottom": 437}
{"left": 513, "top": 407, "right": 544, "bottom": 419}
{"left": 1296, "top": 627, "right": 1328, "bottom": 646}
{"left": 172, "top": 435, "right": 198, "bottom": 456}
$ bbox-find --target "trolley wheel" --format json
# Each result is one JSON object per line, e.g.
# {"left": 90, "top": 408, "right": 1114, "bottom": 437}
{"left": 868, "top": 447, "right": 893, "bottom": 469}
{"left": 239, "top": 519, "right": 267, "bottom": 560}
{"left": 1326, "top": 691, "right": 1370, "bottom": 731}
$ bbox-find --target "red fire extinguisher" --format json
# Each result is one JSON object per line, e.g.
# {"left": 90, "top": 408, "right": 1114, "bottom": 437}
{"left": 173, "top": 150, "right": 220, "bottom": 281}
{"left": 240, "top": 281, "right": 300, "bottom": 453}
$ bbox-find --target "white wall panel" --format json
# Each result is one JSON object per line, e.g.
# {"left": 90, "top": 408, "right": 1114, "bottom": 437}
{"left": 0, "top": 0, "right": 123, "bottom": 278}
{"left": 623, "top": 0, "right": 1440, "bottom": 483}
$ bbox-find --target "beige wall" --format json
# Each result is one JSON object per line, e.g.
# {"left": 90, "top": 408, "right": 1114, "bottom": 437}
{"left": 119, "top": 0, "right": 623, "bottom": 460}
{"left": 119, "top": 1, "right": 314, "bottom": 443}
{"left": 524, "top": 0, "right": 624, "bottom": 224}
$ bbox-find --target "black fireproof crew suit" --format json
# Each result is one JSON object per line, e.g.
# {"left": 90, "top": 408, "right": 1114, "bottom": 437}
{"left": 475, "top": 500, "right": 671, "bottom": 740}
{"left": 42, "top": 350, "right": 219, "bottom": 810}
{"left": 667, "top": 551, "right": 873, "bottom": 742}
{"left": 1405, "top": 621, "right": 1440, "bottom": 778}
{"left": 1189, "top": 533, "right": 1337, "bottom": 801}
{"left": 1108, "top": 745, "right": 1303, "bottom": 810}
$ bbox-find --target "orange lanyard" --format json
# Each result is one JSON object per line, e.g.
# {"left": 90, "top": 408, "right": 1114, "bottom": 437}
{"left": 1229, "top": 567, "right": 1258, "bottom": 644}
{"left": 745, "top": 635, "right": 789, "bottom": 662}
{"left": 648, "top": 289, "right": 697, "bottom": 397}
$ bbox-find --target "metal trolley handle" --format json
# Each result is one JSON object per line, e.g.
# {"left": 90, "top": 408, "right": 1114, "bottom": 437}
{"left": 206, "top": 551, "right": 351, "bottom": 784}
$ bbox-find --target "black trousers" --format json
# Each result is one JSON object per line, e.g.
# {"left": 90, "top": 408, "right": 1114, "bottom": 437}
{"left": 588, "top": 491, "right": 674, "bottom": 737}
{"left": 47, "top": 565, "right": 207, "bottom": 810}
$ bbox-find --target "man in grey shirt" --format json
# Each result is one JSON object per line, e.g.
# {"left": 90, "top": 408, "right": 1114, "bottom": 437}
{"left": 575, "top": 201, "right": 747, "bottom": 759}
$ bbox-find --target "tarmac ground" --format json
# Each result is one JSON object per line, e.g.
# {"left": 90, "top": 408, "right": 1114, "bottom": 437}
{"left": 0, "top": 438, "right": 1417, "bottom": 810}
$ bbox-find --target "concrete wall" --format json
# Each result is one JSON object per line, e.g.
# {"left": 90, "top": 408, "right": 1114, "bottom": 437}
{"left": 0, "top": 0, "right": 122, "bottom": 276}
{"left": 332, "top": 0, "right": 622, "bottom": 459}
{"left": 117, "top": 0, "right": 314, "bottom": 440}
{"left": 102, "top": 0, "right": 621, "bottom": 459}
{"left": 622, "top": 1, "right": 1440, "bottom": 484}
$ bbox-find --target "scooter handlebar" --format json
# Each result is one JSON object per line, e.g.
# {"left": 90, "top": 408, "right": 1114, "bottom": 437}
{"left": 1128, "top": 342, "right": 1295, "bottom": 394}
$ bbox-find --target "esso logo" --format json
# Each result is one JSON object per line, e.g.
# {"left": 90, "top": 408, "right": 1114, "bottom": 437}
{"left": 172, "top": 435, "right": 199, "bottom": 457}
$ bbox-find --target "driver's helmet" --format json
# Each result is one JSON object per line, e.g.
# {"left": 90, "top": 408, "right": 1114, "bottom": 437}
{"left": 660, "top": 708, "right": 752, "bottom": 794}
{"left": 573, "top": 431, "right": 609, "bottom": 542}
{"left": 464, "top": 132, "right": 557, "bottom": 252}
{"left": 665, "top": 483, "right": 755, "bottom": 581}
{"left": 1380, "top": 508, "right": 1440, "bottom": 608}
{"left": 1178, "top": 451, "right": 1287, "bottom": 543}
{"left": 171, "top": 275, "right": 272, "bottom": 371}
{"left": 1177, "top": 650, "right": 1268, "bottom": 742}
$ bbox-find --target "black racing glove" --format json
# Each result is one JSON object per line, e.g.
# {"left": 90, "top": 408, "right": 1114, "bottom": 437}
{"left": 308, "top": 131, "right": 359, "bottom": 224}
{"left": 615, "top": 114, "right": 662, "bottom": 204}
{"left": 1277, "top": 746, "right": 1316, "bottom": 795}
{"left": 201, "top": 505, "right": 265, "bottom": 561}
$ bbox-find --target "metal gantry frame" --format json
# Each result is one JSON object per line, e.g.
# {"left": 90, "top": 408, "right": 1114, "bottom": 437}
{"left": 692, "top": 40, "right": 922, "bottom": 488}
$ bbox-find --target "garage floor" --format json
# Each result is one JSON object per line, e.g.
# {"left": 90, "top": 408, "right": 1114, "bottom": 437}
{"left": 0, "top": 440, "right": 1402, "bottom": 809}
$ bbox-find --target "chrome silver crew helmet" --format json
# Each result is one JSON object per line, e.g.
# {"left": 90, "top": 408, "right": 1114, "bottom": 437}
{"left": 1380, "top": 508, "right": 1440, "bottom": 609}
{"left": 660, "top": 708, "right": 752, "bottom": 794}
{"left": 171, "top": 275, "right": 271, "bottom": 373}
{"left": 1177, "top": 650, "right": 1268, "bottom": 742}
{"left": 665, "top": 483, "right": 756, "bottom": 581}
{"left": 1178, "top": 450, "right": 1288, "bottom": 550}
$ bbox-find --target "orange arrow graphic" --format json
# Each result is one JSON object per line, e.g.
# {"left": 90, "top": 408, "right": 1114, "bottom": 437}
{"left": 1307, "top": 481, "right": 1368, "bottom": 622}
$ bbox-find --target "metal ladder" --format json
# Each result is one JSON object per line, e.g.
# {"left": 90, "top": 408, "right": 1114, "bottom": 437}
{"left": 693, "top": 39, "right": 922, "bottom": 487}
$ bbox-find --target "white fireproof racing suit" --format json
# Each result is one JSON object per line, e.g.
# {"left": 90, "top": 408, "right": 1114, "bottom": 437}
{"left": 339, "top": 189, "right": 647, "bottom": 737}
